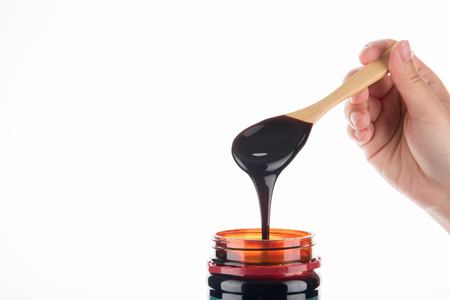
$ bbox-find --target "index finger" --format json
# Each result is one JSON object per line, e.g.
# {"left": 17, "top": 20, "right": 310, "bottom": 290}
{"left": 360, "top": 39, "right": 398, "bottom": 65}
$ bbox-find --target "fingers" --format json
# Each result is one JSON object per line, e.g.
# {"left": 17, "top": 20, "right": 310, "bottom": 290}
{"left": 347, "top": 122, "right": 374, "bottom": 146}
{"left": 360, "top": 39, "right": 450, "bottom": 104}
{"left": 389, "top": 40, "right": 443, "bottom": 121}
{"left": 345, "top": 39, "right": 450, "bottom": 160}
{"left": 343, "top": 39, "right": 398, "bottom": 151}
{"left": 359, "top": 39, "right": 398, "bottom": 65}
{"left": 350, "top": 88, "right": 369, "bottom": 105}
{"left": 345, "top": 95, "right": 382, "bottom": 146}
{"left": 344, "top": 64, "right": 383, "bottom": 145}
{"left": 343, "top": 67, "right": 394, "bottom": 103}
{"left": 346, "top": 90, "right": 403, "bottom": 157}
{"left": 411, "top": 55, "right": 450, "bottom": 103}
{"left": 367, "top": 75, "right": 394, "bottom": 100}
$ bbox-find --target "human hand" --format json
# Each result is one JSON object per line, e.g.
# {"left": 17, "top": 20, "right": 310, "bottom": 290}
{"left": 344, "top": 39, "right": 450, "bottom": 233}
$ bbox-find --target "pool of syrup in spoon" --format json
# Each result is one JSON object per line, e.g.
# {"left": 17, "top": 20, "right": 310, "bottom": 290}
{"left": 232, "top": 115, "right": 313, "bottom": 239}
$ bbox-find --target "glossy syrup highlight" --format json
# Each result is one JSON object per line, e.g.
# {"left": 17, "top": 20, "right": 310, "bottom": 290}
{"left": 232, "top": 116, "right": 312, "bottom": 239}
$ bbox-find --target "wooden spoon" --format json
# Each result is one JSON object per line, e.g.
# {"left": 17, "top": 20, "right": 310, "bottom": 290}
{"left": 233, "top": 44, "right": 394, "bottom": 174}
{"left": 231, "top": 45, "right": 393, "bottom": 239}
{"left": 286, "top": 45, "right": 393, "bottom": 123}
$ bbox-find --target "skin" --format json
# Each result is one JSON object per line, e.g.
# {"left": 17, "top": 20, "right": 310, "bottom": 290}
{"left": 344, "top": 39, "right": 450, "bottom": 233}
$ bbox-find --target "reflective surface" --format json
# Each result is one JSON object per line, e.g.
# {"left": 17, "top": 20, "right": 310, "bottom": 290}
{"left": 212, "top": 228, "right": 315, "bottom": 264}
{"left": 208, "top": 271, "right": 320, "bottom": 299}
{"left": 208, "top": 228, "right": 321, "bottom": 299}
{"left": 232, "top": 116, "right": 312, "bottom": 239}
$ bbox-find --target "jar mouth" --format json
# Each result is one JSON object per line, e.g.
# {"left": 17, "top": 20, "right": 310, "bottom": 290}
{"left": 213, "top": 228, "right": 315, "bottom": 251}
{"left": 215, "top": 228, "right": 314, "bottom": 241}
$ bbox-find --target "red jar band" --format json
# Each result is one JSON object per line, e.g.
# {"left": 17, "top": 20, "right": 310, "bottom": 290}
{"left": 208, "top": 257, "right": 321, "bottom": 276}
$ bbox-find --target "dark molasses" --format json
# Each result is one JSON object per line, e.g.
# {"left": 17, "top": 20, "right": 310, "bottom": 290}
{"left": 232, "top": 115, "right": 313, "bottom": 239}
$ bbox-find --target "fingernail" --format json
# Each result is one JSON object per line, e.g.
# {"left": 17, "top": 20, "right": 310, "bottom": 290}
{"left": 399, "top": 40, "right": 412, "bottom": 62}
{"left": 359, "top": 43, "right": 371, "bottom": 56}
{"left": 350, "top": 111, "right": 363, "bottom": 127}
{"left": 350, "top": 91, "right": 361, "bottom": 104}
{"left": 355, "top": 130, "right": 364, "bottom": 139}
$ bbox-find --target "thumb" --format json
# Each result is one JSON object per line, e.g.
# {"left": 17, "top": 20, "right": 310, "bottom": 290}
{"left": 389, "top": 40, "right": 440, "bottom": 118}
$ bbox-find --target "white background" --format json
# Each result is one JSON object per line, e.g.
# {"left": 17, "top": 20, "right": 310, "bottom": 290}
{"left": 1, "top": 1, "right": 450, "bottom": 299}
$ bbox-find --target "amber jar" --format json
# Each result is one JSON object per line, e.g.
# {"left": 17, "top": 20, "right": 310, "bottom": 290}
{"left": 207, "top": 228, "right": 321, "bottom": 300}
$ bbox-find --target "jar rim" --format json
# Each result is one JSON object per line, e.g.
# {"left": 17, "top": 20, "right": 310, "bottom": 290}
{"left": 212, "top": 228, "right": 315, "bottom": 252}
{"left": 214, "top": 228, "right": 314, "bottom": 241}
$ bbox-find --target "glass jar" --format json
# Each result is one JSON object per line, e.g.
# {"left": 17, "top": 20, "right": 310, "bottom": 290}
{"left": 207, "top": 228, "right": 321, "bottom": 300}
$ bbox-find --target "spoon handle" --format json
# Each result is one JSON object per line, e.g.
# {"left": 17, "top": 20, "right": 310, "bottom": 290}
{"left": 287, "top": 45, "right": 394, "bottom": 124}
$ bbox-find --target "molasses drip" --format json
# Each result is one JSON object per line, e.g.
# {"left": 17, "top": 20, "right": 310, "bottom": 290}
{"left": 232, "top": 115, "right": 312, "bottom": 239}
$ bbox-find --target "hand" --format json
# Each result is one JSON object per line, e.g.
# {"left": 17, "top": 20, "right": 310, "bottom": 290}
{"left": 344, "top": 39, "right": 450, "bottom": 233}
